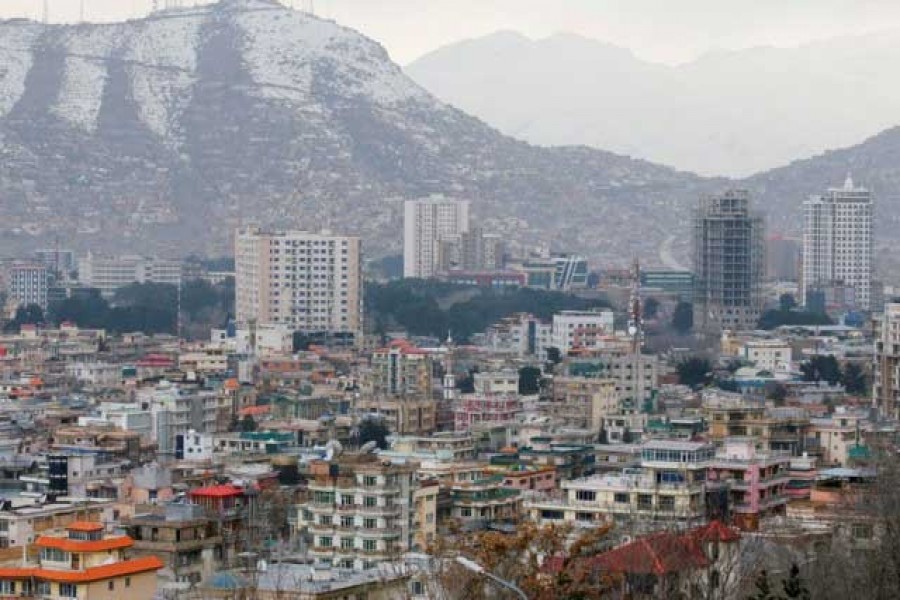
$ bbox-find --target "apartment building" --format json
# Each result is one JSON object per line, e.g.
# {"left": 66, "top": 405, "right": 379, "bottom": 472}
{"left": 802, "top": 176, "right": 873, "bottom": 310}
{"left": 454, "top": 371, "right": 521, "bottom": 431}
{"left": 235, "top": 228, "right": 362, "bottom": 337}
{"left": 0, "top": 522, "right": 163, "bottom": 599}
{"left": 7, "top": 262, "right": 49, "bottom": 310}
{"left": 550, "top": 376, "right": 619, "bottom": 431}
{"left": 78, "top": 254, "right": 182, "bottom": 298}
{"left": 369, "top": 340, "right": 433, "bottom": 399}
{"left": 693, "top": 189, "right": 765, "bottom": 333}
{"left": 300, "top": 453, "right": 419, "bottom": 569}
{"left": 551, "top": 310, "right": 615, "bottom": 354}
{"left": 403, "top": 195, "right": 470, "bottom": 278}
{"left": 525, "top": 440, "right": 714, "bottom": 530}
{"left": 873, "top": 303, "right": 900, "bottom": 419}
{"left": 707, "top": 438, "right": 790, "bottom": 530}
{"left": 565, "top": 347, "right": 659, "bottom": 413}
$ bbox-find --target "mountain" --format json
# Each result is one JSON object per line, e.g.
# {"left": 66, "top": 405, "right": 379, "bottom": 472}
{"left": 0, "top": 0, "right": 710, "bottom": 262}
{"left": 0, "top": 0, "right": 897, "bottom": 272}
{"left": 406, "top": 31, "right": 900, "bottom": 177}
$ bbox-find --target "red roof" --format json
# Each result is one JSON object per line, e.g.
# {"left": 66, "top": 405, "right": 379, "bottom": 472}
{"left": 189, "top": 484, "right": 244, "bottom": 498}
{"left": 35, "top": 535, "right": 132, "bottom": 553}
{"left": 66, "top": 521, "right": 104, "bottom": 533}
{"left": 592, "top": 532, "right": 709, "bottom": 576}
{"left": 239, "top": 405, "right": 270, "bottom": 417}
{"left": 0, "top": 556, "right": 163, "bottom": 583}
{"left": 691, "top": 520, "right": 741, "bottom": 543}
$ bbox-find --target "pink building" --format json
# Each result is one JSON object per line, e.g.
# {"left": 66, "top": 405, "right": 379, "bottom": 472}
{"left": 707, "top": 438, "right": 790, "bottom": 531}
{"left": 453, "top": 393, "right": 521, "bottom": 431}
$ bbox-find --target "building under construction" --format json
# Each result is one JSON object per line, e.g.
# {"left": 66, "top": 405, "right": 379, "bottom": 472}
{"left": 692, "top": 189, "right": 765, "bottom": 334}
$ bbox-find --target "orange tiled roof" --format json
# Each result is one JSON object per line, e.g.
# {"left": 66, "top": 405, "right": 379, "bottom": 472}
{"left": 0, "top": 556, "right": 163, "bottom": 583}
{"left": 65, "top": 522, "right": 104, "bottom": 533}
{"left": 35, "top": 535, "right": 133, "bottom": 553}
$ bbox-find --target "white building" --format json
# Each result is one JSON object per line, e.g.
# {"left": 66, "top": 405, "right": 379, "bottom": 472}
{"left": 742, "top": 339, "right": 791, "bottom": 372}
{"left": 403, "top": 195, "right": 470, "bottom": 278}
{"left": 874, "top": 303, "right": 900, "bottom": 419}
{"left": 138, "top": 381, "right": 220, "bottom": 455}
{"left": 550, "top": 310, "right": 615, "bottom": 355}
{"left": 7, "top": 263, "right": 49, "bottom": 310}
{"left": 483, "top": 313, "right": 552, "bottom": 359}
{"left": 97, "top": 402, "right": 154, "bottom": 441}
{"left": 802, "top": 176, "right": 874, "bottom": 310}
{"left": 235, "top": 228, "right": 363, "bottom": 337}
{"left": 78, "top": 254, "right": 182, "bottom": 298}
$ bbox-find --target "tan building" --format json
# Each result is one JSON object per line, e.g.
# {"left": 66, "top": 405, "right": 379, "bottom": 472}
{"left": 704, "top": 392, "right": 809, "bottom": 454}
{"left": 370, "top": 340, "right": 433, "bottom": 399}
{"left": 0, "top": 521, "right": 162, "bottom": 599}
{"left": 299, "top": 453, "right": 419, "bottom": 569}
{"left": 551, "top": 376, "right": 619, "bottom": 431}
{"left": 235, "top": 228, "right": 362, "bottom": 337}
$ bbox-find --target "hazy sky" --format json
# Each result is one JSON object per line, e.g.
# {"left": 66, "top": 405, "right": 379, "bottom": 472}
{"left": 4, "top": 0, "right": 900, "bottom": 64}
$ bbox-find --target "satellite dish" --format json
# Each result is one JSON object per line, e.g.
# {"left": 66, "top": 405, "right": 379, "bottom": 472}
{"left": 324, "top": 440, "right": 344, "bottom": 461}
{"left": 360, "top": 441, "right": 378, "bottom": 454}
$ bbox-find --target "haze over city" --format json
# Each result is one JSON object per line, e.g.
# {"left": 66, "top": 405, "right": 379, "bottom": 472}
{"left": 0, "top": 1, "right": 898, "bottom": 598}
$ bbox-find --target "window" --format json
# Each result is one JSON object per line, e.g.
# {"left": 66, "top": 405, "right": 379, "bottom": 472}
{"left": 575, "top": 490, "right": 596, "bottom": 502}
{"left": 319, "top": 536, "right": 332, "bottom": 548}
{"left": 364, "top": 518, "right": 377, "bottom": 529}
{"left": 363, "top": 539, "right": 377, "bottom": 551}
{"left": 852, "top": 523, "right": 874, "bottom": 540}
{"left": 340, "top": 516, "right": 354, "bottom": 528}
{"left": 363, "top": 475, "right": 378, "bottom": 487}
{"left": 341, "top": 537, "right": 354, "bottom": 549}
{"left": 108, "top": 581, "right": 115, "bottom": 591}
{"left": 658, "top": 496, "right": 676, "bottom": 511}
{"left": 0, "top": 581, "right": 15, "bottom": 594}
{"left": 36, "top": 582, "right": 50, "bottom": 596}
{"left": 125, "top": 577, "right": 131, "bottom": 588}
{"left": 59, "top": 583, "right": 78, "bottom": 598}
{"left": 364, "top": 496, "right": 377, "bottom": 507}
{"left": 614, "top": 493, "right": 629, "bottom": 504}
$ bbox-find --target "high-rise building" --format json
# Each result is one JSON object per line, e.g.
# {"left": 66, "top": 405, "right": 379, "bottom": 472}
{"left": 766, "top": 236, "right": 800, "bottom": 282}
{"left": 403, "top": 195, "right": 470, "bottom": 278}
{"left": 235, "top": 228, "right": 363, "bottom": 337}
{"left": 801, "top": 176, "right": 874, "bottom": 310}
{"left": 873, "top": 303, "right": 900, "bottom": 419}
{"left": 437, "top": 227, "right": 505, "bottom": 273}
{"left": 78, "top": 254, "right": 183, "bottom": 298}
{"left": 693, "top": 190, "right": 765, "bottom": 333}
{"left": 7, "top": 262, "right": 49, "bottom": 310}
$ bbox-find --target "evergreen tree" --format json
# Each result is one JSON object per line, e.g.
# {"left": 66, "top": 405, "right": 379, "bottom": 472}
{"left": 748, "top": 570, "right": 776, "bottom": 600}
{"left": 781, "top": 563, "right": 810, "bottom": 600}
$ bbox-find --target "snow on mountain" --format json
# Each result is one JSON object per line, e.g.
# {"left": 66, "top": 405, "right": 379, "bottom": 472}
{"left": 124, "top": 11, "right": 204, "bottom": 141}
{"left": 0, "top": 21, "right": 42, "bottom": 118}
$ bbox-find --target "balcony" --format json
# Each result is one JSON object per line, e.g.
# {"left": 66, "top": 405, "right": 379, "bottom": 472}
{"left": 133, "top": 536, "right": 223, "bottom": 553}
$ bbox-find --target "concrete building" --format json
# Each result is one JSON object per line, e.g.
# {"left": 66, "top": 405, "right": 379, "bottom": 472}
{"left": 551, "top": 377, "right": 619, "bottom": 431}
{"left": 7, "top": 262, "right": 49, "bottom": 310}
{"left": 482, "top": 313, "right": 552, "bottom": 359}
{"left": 742, "top": 339, "right": 792, "bottom": 372}
{"left": 802, "top": 176, "right": 874, "bottom": 310}
{"left": 693, "top": 190, "right": 765, "bottom": 333}
{"left": 78, "top": 254, "right": 182, "bottom": 298}
{"left": 874, "top": 303, "right": 900, "bottom": 419}
{"left": 403, "top": 195, "right": 470, "bottom": 279}
{"left": 0, "top": 521, "right": 163, "bottom": 599}
{"left": 300, "top": 453, "right": 420, "bottom": 569}
{"left": 235, "top": 228, "right": 363, "bottom": 337}
{"left": 370, "top": 340, "right": 433, "bottom": 399}
{"left": 551, "top": 310, "right": 615, "bottom": 355}
{"left": 438, "top": 227, "right": 504, "bottom": 273}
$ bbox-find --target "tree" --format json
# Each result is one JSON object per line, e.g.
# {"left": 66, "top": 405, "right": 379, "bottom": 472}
{"left": 239, "top": 415, "right": 257, "bottom": 432}
{"left": 358, "top": 419, "right": 390, "bottom": 449}
{"left": 766, "top": 383, "right": 788, "bottom": 405}
{"left": 3, "top": 304, "right": 44, "bottom": 332}
{"left": 518, "top": 366, "right": 542, "bottom": 395}
{"left": 841, "top": 362, "right": 868, "bottom": 395}
{"left": 779, "top": 293, "right": 797, "bottom": 312}
{"left": 758, "top": 309, "right": 833, "bottom": 330}
{"left": 678, "top": 357, "right": 712, "bottom": 387}
{"left": 800, "top": 355, "right": 841, "bottom": 385}
{"left": 781, "top": 563, "right": 810, "bottom": 600}
{"left": 672, "top": 301, "right": 694, "bottom": 334}
{"left": 748, "top": 570, "right": 775, "bottom": 600}
{"left": 545, "top": 347, "right": 562, "bottom": 366}
{"left": 643, "top": 297, "right": 660, "bottom": 319}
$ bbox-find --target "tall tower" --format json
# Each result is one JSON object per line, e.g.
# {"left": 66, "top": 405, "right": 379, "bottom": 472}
{"left": 628, "top": 258, "right": 650, "bottom": 412}
{"left": 801, "top": 175, "right": 873, "bottom": 310}
{"left": 693, "top": 190, "right": 765, "bottom": 334}
{"left": 403, "top": 195, "right": 470, "bottom": 279}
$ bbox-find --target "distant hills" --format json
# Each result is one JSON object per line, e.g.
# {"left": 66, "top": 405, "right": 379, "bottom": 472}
{"left": 406, "top": 30, "right": 900, "bottom": 177}
{"left": 0, "top": 1, "right": 897, "bottom": 271}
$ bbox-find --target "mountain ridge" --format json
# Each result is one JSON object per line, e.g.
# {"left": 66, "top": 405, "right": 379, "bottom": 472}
{"left": 0, "top": 2, "right": 897, "bottom": 272}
